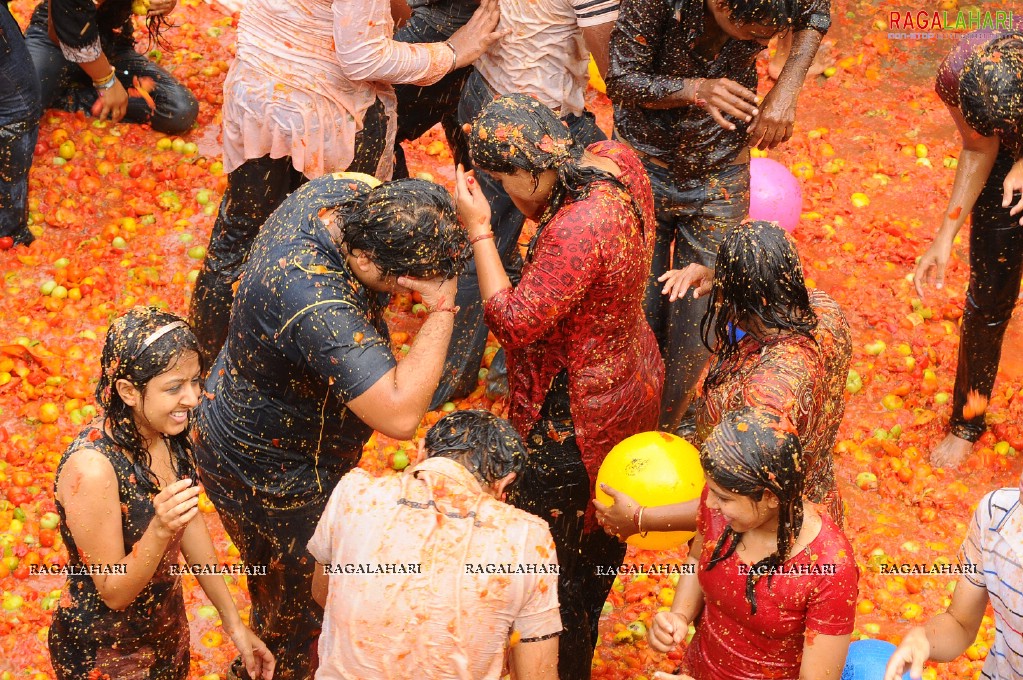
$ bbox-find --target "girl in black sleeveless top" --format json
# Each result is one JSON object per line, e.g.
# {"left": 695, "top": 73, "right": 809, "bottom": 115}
{"left": 48, "top": 308, "right": 274, "bottom": 680}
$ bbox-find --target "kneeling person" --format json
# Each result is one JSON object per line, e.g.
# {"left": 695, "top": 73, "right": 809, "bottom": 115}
{"left": 309, "top": 410, "right": 561, "bottom": 679}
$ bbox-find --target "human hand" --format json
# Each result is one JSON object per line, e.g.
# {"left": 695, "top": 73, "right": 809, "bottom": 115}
{"left": 151, "top": 478, "right": 200, "bottom": 540}
{"left": 649, "top": 611, "right": 689, "bottom": 653}
{"left": 658, "top": 264, "right": 714, "bottom": 301}
{"left": 454, "top": 164, "right": 492, "bottom": 240}
{"left": 748, "top": 87, "right": 796, "bottom": 150}
{"left": 447, "top": 0, "right": 510, "bottom": 69}
{"left": 593, "top": 484, "right": 641, "bottom": 540}
{"left": 913, "top": 238, "right": 953, "bottom": 296}
{"left": 91, "top": 78, "right": 129, "bottom": 123}
{"left": 883, "top": 627, "right": 930, "bottom": 680}
{"left": 1003, "top": 159, "right": 1023, "bottom": 224}
{"left": 224, "top": 622, "right": 276, "bottom": 680}
{"left": 397, "top": 275, "right": 459, "bottom": 313}
{"left": 148, "top": 0, "right": 177, "bottom": 16}
{"left": 695, "top": 78, "right": 759, "bottom": 131}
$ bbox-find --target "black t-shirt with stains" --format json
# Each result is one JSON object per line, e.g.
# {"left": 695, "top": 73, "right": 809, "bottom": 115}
{"left": 195, "top": 175, "right": 396, "bottom": 510}
{"left": 607, "top": 0, "right": 830, "bottom": 180}
{"left": 30, "top": 0, "right": 136, "bottom": 54}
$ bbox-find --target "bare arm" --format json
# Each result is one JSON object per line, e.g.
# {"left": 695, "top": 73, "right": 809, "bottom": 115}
{"left": 884, "top": 576, "right": 989, "bottom": 679}
{"left": 648, "top": 531, "right": 704, "bottom": 653}
{"left": 57, "top": 450, "right": 198, "bottom": 611}
{"left": 180, "top": 517, "right": 276, "bottom": 679}
{"left": 346, "top": 277, "right": 457, "bottom": 439}
{"left": 914, "top": 104, "right": 1000, "bottom": 296}
{"left": 510, "top": 637, "right": 559, "bottom": 680}
{"left": 799, "top": 633, "right": 851, "bottom": 680}
{"left": 749, "top": 29, "right": 822, "bottom": 150}
{"left": 582, "top": 21, "right": 615, "bottom": 77}
{"left": 312, "top": 564, "right": 329, "bottom": 609}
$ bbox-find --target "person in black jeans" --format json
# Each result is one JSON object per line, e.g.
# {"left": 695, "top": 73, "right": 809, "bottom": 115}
{"left": 23, "top": 0, "right": 198, "bottom": 134}
{"left": 0, "top": 3, "right": 41, "bottom": 247}
{"left": 392, "top": 0, "right": 477, "bottom": 179}
{"left": 915, "top": 30, "right": 1023, "bottom": 469}
{"left": 606, "top": 0, "right": 831, "bottom": 434}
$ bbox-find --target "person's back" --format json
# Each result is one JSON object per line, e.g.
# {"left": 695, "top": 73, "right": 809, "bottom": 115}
{"left": 309, "top": 463, "right": 560, "bottom": 678}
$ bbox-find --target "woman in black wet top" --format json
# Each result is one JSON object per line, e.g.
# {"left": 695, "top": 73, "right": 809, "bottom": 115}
{"left": 49, "top": 307, "right": 272, "bottom": 680}
{"left": 914, "top": 30, "right": 1023, "bottom": 469}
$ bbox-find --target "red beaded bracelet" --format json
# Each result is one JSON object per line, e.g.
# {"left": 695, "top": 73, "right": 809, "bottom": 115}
{"left": 470, "top": 232, "right": 494, "bottom": 245}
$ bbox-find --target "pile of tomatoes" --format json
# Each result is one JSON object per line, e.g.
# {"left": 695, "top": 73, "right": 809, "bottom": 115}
{"left": 0, "top": 0, "right": 1020, "bottom": 677}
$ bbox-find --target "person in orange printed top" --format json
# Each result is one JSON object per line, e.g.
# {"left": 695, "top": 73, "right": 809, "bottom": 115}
{"left": 308, "top": 410, "right": 561, "bottom": 680}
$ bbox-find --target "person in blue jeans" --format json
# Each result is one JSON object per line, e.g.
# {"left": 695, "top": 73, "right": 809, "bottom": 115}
{"left": 0, "top": 3, "right": 41, "bottom": 247}
{"left": 23, "top": 0, "right": 198, "bottom": 134}
{"left": 607, "top": 0, "right": 831, "bottom": 433}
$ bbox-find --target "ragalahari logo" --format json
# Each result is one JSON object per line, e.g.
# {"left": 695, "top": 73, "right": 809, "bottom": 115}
{"left": 888, "top": 6, "right": 1020, "bottom": 39}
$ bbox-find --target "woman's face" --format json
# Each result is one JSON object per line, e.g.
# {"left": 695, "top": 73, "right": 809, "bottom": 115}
{"left": 132, "top": 350, "right": 202, "bottom": 441}
{"left": 704, "top": 477, "right": 778, "bottom": 534}
{"left": 488, "top": 168, "right": 556, "bottom": 219}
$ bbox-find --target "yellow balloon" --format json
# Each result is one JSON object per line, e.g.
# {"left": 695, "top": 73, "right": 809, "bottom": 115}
{"left": 331, "top": 171, "right": 381, "bottom": 188}
{"left": 588, "top": 57, "right": 607, "bottom": 95}
{"left": 595, "top": 432, "right": 705, "bottom": 551}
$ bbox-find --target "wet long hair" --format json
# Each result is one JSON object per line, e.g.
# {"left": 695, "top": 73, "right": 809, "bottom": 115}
{"left": 97, "top": 307, "right": 202, "bottom": 495}
{"left": 701, "top": 221, "right": 818, "bottom": 391}
{"left": 701, "top": 407, "right": 805, "bottom": 615}
{"left": 336, "top": 178, "right": 468, "bottom": 281}
{"left": 467, "top": 93, "right": 640, "bottom": 257}
{"left": 959, "top": 32, "right": 1023, "bottom": 153}
{"left": 722, "top": 0, "right": 800, "bottom": 33}
{"left": 425, "top": 410, "right": 527, "bottom": 487}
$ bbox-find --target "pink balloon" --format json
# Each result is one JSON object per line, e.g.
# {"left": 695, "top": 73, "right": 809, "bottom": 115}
{"left": 748, "top": 157, "right": 803, "bottom": 233}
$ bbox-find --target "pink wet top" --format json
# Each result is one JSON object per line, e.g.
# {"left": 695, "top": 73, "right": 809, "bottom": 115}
{"left": 222, "top": 0, "right": 455, "bottom": 179}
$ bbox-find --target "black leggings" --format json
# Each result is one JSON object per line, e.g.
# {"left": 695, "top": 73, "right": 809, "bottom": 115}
{"left": 188, "top": 98, "right": 388, "bottom": 364}
{"left": 510, "top": 373, "right": 626, "bottom": 680}
{"left": 950, "top": 148, "right": 1023, "bottom": 441}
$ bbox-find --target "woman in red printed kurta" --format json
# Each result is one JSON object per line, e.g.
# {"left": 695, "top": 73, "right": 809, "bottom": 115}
{"left": 453, "top": 93, "right": 663, "bottom": 679}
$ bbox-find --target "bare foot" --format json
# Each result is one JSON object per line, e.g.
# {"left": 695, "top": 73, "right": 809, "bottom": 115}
{"left": 929, "top": 433, "right": 975, "bottom": 469}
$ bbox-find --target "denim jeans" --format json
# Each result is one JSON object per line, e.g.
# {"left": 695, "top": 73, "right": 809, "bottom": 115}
{"left": 430, "top": 69, "right": 607, "bottom": 408}
{"left": 950, "top": 148, "right": 1023, "bottom": 442}
{"left": 0, "top": 5, "right": 41, "bottom": 244}
{"left": 23, "top": 20, "right": 198, "bottom": 135}
{"left": 392, "top": 9, "right": 472, "bottom": 177}
{"left": 640, "top": 159, "right": 750, "bottom": 432}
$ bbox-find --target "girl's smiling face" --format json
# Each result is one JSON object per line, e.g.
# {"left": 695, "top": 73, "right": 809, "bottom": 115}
{"left": 704, "top": 477, "right": 779, "bottom": 534}
{"left": 119, "top": 350, "right": 202, "bottom": 442}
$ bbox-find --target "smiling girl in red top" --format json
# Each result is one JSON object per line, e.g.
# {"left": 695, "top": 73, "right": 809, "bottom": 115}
{"left": 649, "top": 408, "right": 857, "bottom": 680}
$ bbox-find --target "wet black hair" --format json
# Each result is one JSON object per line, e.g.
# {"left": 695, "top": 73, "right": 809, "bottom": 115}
{"left": 701, "top": 221, "right": 817, "bottom": 390}
{"left": 467, "top": 93, "right": 641, "bottom": 256}
{"left": 339, "top": 178, "right": 468, "bottom": 280}
{"left": 701, "top": 407, "right": 805, "bottom": 615}
{"left": 959, "top": 33, "right": 1023, "bottom": 151}
{"left": 97, "top": 307, "right": 202, "bottom": 495}
{"left": 425, "top": 410, "right": 527, "bottom": 486}
{"left": 721, "top": 0, "right": 799, "bottom": 32}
